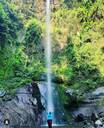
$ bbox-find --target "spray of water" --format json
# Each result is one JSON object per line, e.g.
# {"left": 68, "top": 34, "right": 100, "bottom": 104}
{"left": 45, "top": 0, "right": 54, "bottom": 113}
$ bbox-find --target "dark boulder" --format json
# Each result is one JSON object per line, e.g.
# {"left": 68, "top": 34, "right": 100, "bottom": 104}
{"left": 75, "top": 113, "right": 85, "bottom": 122}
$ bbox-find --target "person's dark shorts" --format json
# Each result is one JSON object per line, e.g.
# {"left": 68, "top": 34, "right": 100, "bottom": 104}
{"left": 47, "top": 120, "right": 52, "bottom": 127}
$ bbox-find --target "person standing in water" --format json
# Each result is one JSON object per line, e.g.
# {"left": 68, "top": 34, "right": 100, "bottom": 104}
{"left": 47, "top": 112, "right": 53, "bottom": 128}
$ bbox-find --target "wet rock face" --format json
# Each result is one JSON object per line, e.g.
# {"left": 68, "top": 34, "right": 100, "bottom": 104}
{"left": 0, "top": 83, "right": 44, "bottom": 128}
{"left": 31, "top": 82, "right": 45, "bottom": 113}
{"left": 70, "top": 87, "right": 104, "bottom": 127}
{"left": 72, "top": 87, "right": 104, "bottom": 119}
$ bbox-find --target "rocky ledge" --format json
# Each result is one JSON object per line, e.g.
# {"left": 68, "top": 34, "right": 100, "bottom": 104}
{"left": 0, "top": 82, "right": 45, "bottom": 128}
{"left": 66, "top": 87, "right": 104, "bottom": 128}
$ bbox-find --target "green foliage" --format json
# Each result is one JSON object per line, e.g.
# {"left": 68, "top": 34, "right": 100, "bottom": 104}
{"left": 57, "top": 84, "right": 68, "bottom": 105}
{"left": 25, "top": 61, "right": 45, "bottom": 80}
{"left": 25, "top": 19, "right": 43, "bottom": 62}
{"left": 98, "top": 97, "right": 104, "bottom": 105}
{"left": 0, "top": 1, "right": 21, "bottom": 49}
{"left": 25, "top": 19, "right": 42, "bottom": 45}
{"left": 0, "top": 1, "right": 28, "bottom": 92}
{"left": 0, "top": 0, "right": 104, "bottom": 96}
{"left": 51, "top": 0, "right": 104, "bottom": 94}
{"left": 52, "top": 59, "right": 73, "bottom": 81}
{"left": 0, "top": 1, "right": 24, "bottom": 80}
{"left": 0, "top": 77, "right": 31, "bottom": 93}
{"left": 0, "top": 46, "right": 27, "bottom": 79}
{"left": 24, "top": 18, "right": 44, "bottom": 79}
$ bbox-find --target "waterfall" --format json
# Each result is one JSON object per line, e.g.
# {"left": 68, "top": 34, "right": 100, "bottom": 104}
{"left": 45, "top": 0, "right": 54, "bottom": 113}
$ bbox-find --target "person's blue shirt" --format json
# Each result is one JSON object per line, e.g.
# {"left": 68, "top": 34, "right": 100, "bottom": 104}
{"left": 47, "top": 112, "right": 53, "bottom": 120}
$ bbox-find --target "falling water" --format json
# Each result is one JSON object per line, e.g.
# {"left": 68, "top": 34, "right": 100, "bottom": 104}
{"left": 45, "top": 0, "right": 54, "bottom": 113}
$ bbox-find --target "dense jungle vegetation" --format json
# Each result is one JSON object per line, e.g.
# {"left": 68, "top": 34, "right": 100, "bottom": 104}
{"left": 0, "top": 0, "right": 104, "bottom": 96}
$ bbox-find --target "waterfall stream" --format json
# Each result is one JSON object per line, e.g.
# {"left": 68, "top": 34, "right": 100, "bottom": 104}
{"left": 46, "top": 0, "right": 54, "bottom": 114}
